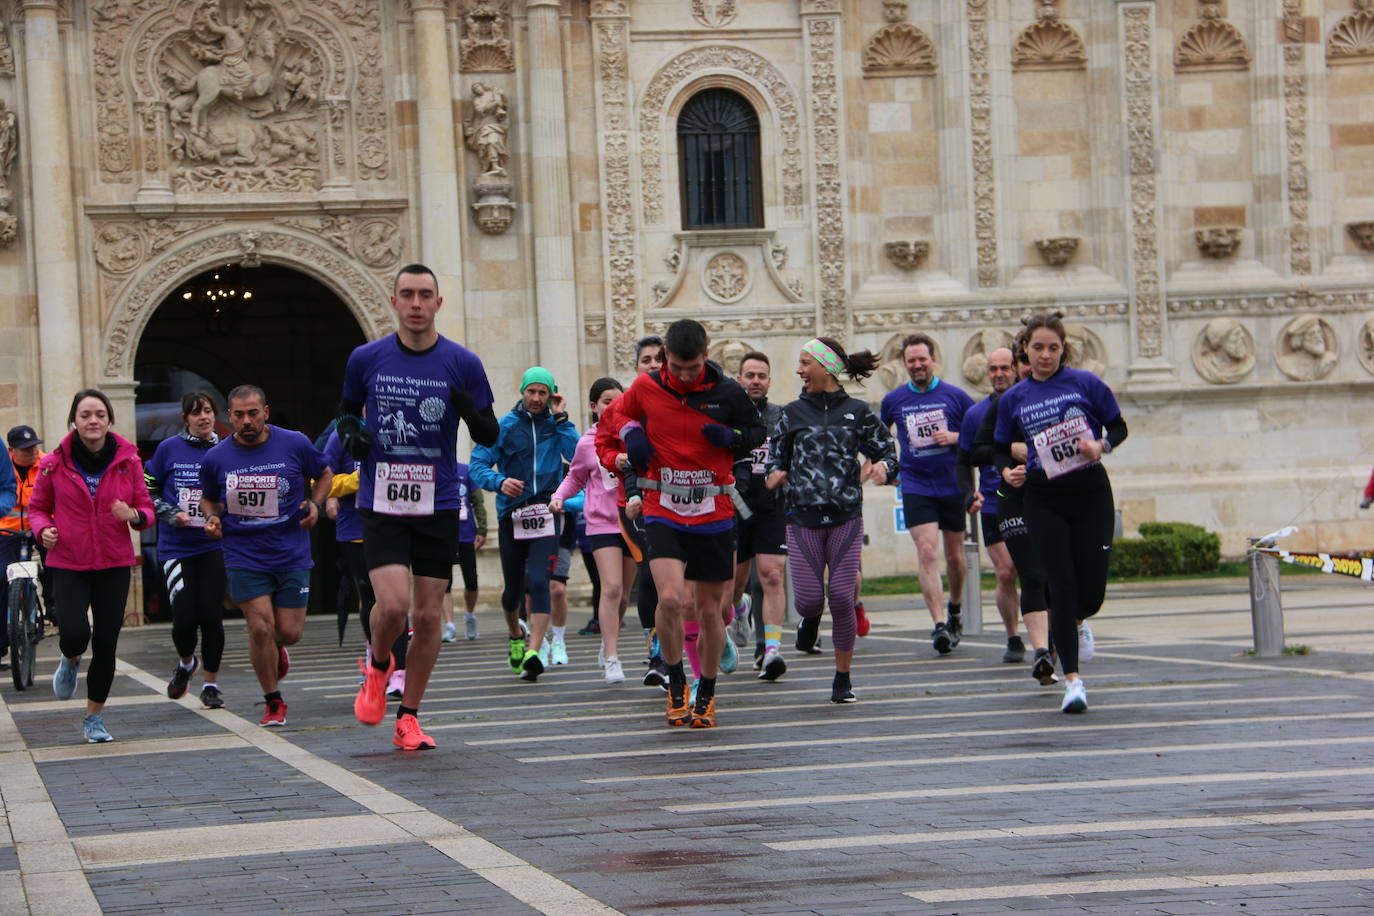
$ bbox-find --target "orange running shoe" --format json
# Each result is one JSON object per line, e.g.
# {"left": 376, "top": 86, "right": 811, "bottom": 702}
{"left": 855, "top": 602, "right": 870, "bottom": 637}
{"left": 689, "top": 694, "right": 716, "bottom": 728}
{"left": 355, "top": 654, "right": 394, "bottom": 725}
{"left": 277, "top": 646, "right": 290, "bottom": 681}
{"left": 665, "top": 684, "right": 691, "bottom": 727}
{"left": 393, "top": 713, "right": 436, "bottom": 751}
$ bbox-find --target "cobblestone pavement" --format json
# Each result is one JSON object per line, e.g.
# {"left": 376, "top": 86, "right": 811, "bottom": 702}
{"left": 2, "top": 576, "right": 1373, "bottom": 915}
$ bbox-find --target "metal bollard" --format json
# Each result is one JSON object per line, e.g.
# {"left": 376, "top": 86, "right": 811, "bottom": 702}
{"left": 1247, "top": 540, "right": 1285, "bottom": 657}
{"left": 961, "top": 514, "right": 983, "bottom": 636}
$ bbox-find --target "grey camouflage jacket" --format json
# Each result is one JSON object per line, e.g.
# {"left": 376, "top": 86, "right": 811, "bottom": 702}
{"left": 767, "top": 389, "right": 897, "bottom": 522}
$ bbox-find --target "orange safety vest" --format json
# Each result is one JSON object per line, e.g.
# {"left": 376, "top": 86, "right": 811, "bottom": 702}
{"left": 0, "top": 452, "right": 44, "bottom": 534}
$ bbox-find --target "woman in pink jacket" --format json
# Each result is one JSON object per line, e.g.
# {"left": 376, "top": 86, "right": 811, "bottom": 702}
{"left": 29, "top": 389, "right": 155, "bottom": 743}
{"left": 551, "top": 378, "right": 635, "bottom": 685}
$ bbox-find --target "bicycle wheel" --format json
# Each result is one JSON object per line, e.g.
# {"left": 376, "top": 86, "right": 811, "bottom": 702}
{"left": 8, "top": 579, "right": 35, "bottom": 691}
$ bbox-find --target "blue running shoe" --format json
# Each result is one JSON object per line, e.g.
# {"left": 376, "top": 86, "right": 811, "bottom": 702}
{"left": 82, "top": 713, "right": 113, "bottom": 743}
{"left": 719, "top": 638, "right": 738, "bottom": 674}
{"left": 53, "top": 657, "right": 80, "bottom": 700}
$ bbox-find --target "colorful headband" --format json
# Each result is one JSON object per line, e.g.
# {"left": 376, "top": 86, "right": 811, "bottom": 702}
{"left": 802, "top": 339, "right": 845, "bottom": 378}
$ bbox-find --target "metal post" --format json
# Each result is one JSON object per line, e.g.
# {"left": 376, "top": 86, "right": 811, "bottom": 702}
{"left": 1247, "top": 540, "right": 1285, "bottom": 657}
{"left": 961, "top": 514, "right": 983, "bottom": 635}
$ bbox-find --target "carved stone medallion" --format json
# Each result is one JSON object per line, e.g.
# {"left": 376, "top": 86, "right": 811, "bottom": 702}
{"left": 876, "top": 332, "right": 943, "bottom": 393}
{"left": 1358, "top": 318, "right": 1374, "bottom": 377}
{"left": 1276, "top": 314, "right": 1338, "bottom": 382}
{"left": 703, "top": 252, "right": 750, "bottom": 304}
{"left": 1064, "top": 323, "right": 1106, "bottom": 376}
{"left": 95, "top": 224, "right": 147, "bottom": 274}
{"left": 707, "top": 338, "right": 757, "bottom": 377}
{"left": 960, "top": 328, "right": 1015, "bottom": 393}
{"left": 1192, "top": 317, "right": 1255, "bottom": 385}
{"left": 692, "top": 0, "right": 737, "bottom": 29}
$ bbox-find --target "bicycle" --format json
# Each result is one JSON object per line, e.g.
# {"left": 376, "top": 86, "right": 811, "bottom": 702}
{"left": 6, "top": 531, "right": 46, "bottom": 690}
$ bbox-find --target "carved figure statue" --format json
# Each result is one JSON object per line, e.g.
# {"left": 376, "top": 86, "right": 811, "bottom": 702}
{"left": 0, "top": 99, "right": 16, "bottom": 202}
{"left": 1192, "top": 317, "right": 1255, "bottom": 384}
{"left": 176, "top": 4, "right": 281, "bottom": 134}
{"left": 1277, "top": 314, "right": 1337, "bottom": 382}
{"left": 463, "top": 82, "right": 509, "bottom": 176}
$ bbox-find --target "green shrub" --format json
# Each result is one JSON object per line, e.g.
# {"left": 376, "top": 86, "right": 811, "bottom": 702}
{"left": 1109, "top": 521, "right": 1221, "bottom": 578}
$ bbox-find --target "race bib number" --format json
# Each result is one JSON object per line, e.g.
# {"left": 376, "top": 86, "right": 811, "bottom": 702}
{"left": 660, "top": 468, "right": 714, "bottom": 518}
{"left": 905, "top": 409, "right": 947, "bottom": 451}
{"left": 512, "top": 502, "right": 555, "bottom": 540}
{"left": 226, "top": 474, "right": 279, "bottom": 519}
{"left": 374, "top": 462, "right": 435, "bottom": 517}
{"left": 1033, "top": 415, "right": 1093, "bottom": 479}
{"left": 177, "top": 487, "right": 207, "bottom": 528}
{"left": 750, "top": 439, "right": 771, "bottom": 476}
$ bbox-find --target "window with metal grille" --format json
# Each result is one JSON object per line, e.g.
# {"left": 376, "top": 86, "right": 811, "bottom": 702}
{"left": 677, "top": 88, "right": 763, "bottom": 230}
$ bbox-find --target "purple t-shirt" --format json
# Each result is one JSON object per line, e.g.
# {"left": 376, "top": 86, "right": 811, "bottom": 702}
{"left": 200, "top": 426, "right": 329, "bottom": 571}
{"left": 957, "top": 395, "right": 1000, "bottom": 516}
{"left": 879, "top": 378, "right": 976, "bottom": 498}
{"left": 323, "top": 431, "right": 362, "bottom": 543}
{"left": 145, "top": 435, "right": 221, "bottom": 560}
{"left": 342, "top": 334, "right": 495, "bottom": 513}
{"left": 994, "top": 367, "right": 1121, "bottom": 476}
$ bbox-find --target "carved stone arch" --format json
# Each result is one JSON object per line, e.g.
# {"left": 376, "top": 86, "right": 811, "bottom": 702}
{"left": 102, "top": 229, "right": 393, "bottom": 379}
{"left": 638, "top": 45, "right": 804, "bottom": 226}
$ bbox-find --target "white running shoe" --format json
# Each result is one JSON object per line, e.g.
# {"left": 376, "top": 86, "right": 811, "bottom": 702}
{"left": 551, "top": 640, "right": 569, "bottom": 665}
{"left": 604, "top": 657, "right": 625, "bottom": 684}
{"left": 441, "top": 621, "right": 458, "bottom": 643}
{"left": 729, "top": 594, "right": 753, "bottom": 647}
{"left": 597, "top": 644, "right": 606, "bottom": 670}
{"left": 1077, "top": 621, "right": 1095, "bottom": 662}
{"left": 538, "top": 638, "right": 551, "bottom": 667}
{"left": 465, "top": 613, "right": 479, "bottom": 640}
{"left": 1061, "top": 678, "right": 1088, "bottom": 714}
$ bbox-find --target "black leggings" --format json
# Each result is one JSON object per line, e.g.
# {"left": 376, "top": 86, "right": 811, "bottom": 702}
{"left": 1024, "top": 479, "right": 1114, "bottom": 676}
{"left": 498, "top": 514, "right": 559, "bottom": 616}
{"left": 341, "top": 540, "right": 406, "bottom": 668}
{"left": 995, "top": 489, "right": 1048, "bottom": 614}
{"left": 164, "top": 551, "right": 227, "bottom": 672}
{"left": 51, "top": 566, "right": 131, "bottom": 705}
{"left": 618, "top": 506, "right": 658, "bottom": 631}
{"left": 455, "top": 541, "right": 479, "bottom": 593}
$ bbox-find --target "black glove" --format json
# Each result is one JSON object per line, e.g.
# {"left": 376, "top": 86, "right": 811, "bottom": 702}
{"left": 624, "top": 427, "right": 654, "bottom": 475}
{"left": 337, "top": 415, "right": 374, "bottom": 462}
{"left": 701, "top": 423, "right": 737, "bottom": 449}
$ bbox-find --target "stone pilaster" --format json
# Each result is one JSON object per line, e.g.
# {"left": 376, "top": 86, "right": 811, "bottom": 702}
{"left": 525, "top": 0, "right": 579, "bottom": 395}
{"left": 21, "top": 0, "right": 84, "bottom": 440}
{"left": 1117, "top": 1, "right": 1174, "bottom": 383}
{"left": 412, "top": 0, "right": 466, "bottom": 342}
{"left": 800, "top": 0, "right": 850, "bottom": 340}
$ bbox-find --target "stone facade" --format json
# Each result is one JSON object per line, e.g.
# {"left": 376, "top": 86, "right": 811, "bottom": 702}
{"left": 0, "top": 0, "right": 1372, "bottom": 574}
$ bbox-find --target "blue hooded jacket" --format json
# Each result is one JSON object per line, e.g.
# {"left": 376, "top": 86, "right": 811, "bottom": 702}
{"left": 470, "top": 401, "right": 579, "bottom": 518}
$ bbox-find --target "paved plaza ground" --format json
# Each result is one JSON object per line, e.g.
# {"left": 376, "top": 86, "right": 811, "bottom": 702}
{"left": 2, "top": 573, "right": 1372, "bottom": 915}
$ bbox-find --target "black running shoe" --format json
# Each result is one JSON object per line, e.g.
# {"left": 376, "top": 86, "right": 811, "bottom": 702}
{"left": 199, "top": 685, "right": 224, "bottom": 709}
{"left": 1031, "top": 647, "right": 1059, "bottom": 685}
{"left": 830, "top": 672, "right": 856, "bottom": 704}
{"left": 642, "top": 656, "right": 669, "bottom": 691}
{"left": 753, "top": 645, "right": 765, "bottom": 670}
{"left": 931, "top": 622, "right": 952, "bottom": 655}
{"left": 796, "top": 617, "right": 822, "bottom": 655}
{"left": 947, "top": 611, "right": 962, "bottom": 648}
{"left": 1003, "top": 636, "right": 1026, "bottom": 664}
{"left": 577, "top": 618, "right": 601, "bottom": 636}
{"left": 167, "top": 657, "right": 199, "bottom": 700}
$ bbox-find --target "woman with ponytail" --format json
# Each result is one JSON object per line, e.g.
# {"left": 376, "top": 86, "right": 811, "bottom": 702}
{"left": 766, "top": 338, "right": 897, "bottom": 703}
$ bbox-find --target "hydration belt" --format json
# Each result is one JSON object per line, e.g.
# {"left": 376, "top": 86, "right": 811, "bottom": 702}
{"left": 637, "top": 477, "right": 753, "bottom": 521}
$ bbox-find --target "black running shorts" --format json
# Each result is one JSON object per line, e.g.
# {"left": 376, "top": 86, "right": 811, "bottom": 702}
{"left": 360, "top": 509, "right": 459, "bottom": 582}
{"left": 902, "top": 492, "right": 966, "bottom": 533}
{"left": 736, "top": 508, "right": 787, "bottom": 562}
{"left": 645, "top": 520, "right": 735, "bottom": 582}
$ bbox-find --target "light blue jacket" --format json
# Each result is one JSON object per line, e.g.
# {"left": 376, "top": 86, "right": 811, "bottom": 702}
{"left": 470, "top": 402, "right": 579, "bottom": 518}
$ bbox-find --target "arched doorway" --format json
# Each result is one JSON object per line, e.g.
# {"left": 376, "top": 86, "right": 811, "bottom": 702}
{"left": 134, "top": 263, "right": 366, "bottom": 445}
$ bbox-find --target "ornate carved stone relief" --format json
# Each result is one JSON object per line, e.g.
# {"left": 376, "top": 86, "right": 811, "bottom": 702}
{"left": 960, "top": 328, "right": 1015, "bottom": 392}
{"left": 102, "top": 228, "right": 392, "bottom": 378}
{"left": 702, "top": 251, "right": 749, "bottom": 304}
{"left": 876, "top": 332, "right": 943, "bottom": 393}
{"left": 1123, "top": 6, "right": 1163, "bottom": 359}
{"left": 590, "top": 14, "right": 641, "bottom": 371}
{"left": 457, "top": 0, "right": 513, "bottom": 72}
{"left": 1284, "top": 0, "right": 1312, "bottom": 275}
{"left": 883, "top": 0, "right": 908, "bottom": 23}
{"left": 804, "top": 13, "right": 848, "bottom": 338}
{"left": 1195, "top": 226, "right": 1242, "bottom": 258}
{"left": 644, "top": 314, "right": 814, "bottom": 338}
{"left": 1012, "top": 1, "right": 1086, "bottom": 72}
{"left": 657, "top": 230, "right": 804, "bottom": 309}
{"left": 968, "top": 0, "right": 998, "bottom": 289}
{"left": 1035, "top": 237, "right": 1079, "bottom": 266}
{"left": 856, "top": 301, "right": 1128, "bottom": 331}
{"left": 1175, "top": 1, "right": 1251, "bottom": 73}
{"left": 1192, "top": 317, "right": 1255, "bottom": 384}
{"left": 1168, "top": 289, "right": 1374, "bottom": 316}
{"left": 1276, "top": 314, "right": 1337, "bottom": 382}
{"left": 463, "top": 82, "right": 514, "bottom": 233}
{"left": 691, "top": 0, "right": 737, "bottom": 29}
{"left": 272, "top": 214, "right": 403, "bottom": 268}
{"left": 1327, "top": 0, "right": 1374, "bottom": 65}
{"left": 862, "top": 24, "right": 936, "bottom": 78}
{"left": 884, "top": 240, "right": 929, "bottom": 271}
{"left": 0, "top": 98, "right": 16, "bottom": 248}
{"left": 0, "top": 20, "right": 14, "bottom": 78}
{"left": 1064, "top": 322, "right": 1106, "bottom": 375}
{"left": 1349, "top": 221, "right": 1374, "bottom": 252}
{"left": 1358, "top": 318, "right": 1374, "bottom": 376}
{"left": 707, "top": 338, "right": 757, "bottom": 377}
{"left": 639, "top": 46, "right": 803, "bottom": 225}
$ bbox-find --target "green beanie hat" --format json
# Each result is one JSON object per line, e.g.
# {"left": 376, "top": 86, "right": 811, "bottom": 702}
{"left": 520, "top": 366, "right": 557, "bottom": 393}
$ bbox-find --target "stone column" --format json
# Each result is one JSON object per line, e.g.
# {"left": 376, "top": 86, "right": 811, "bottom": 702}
{"left": 800, "top": 0, "right": 851, "bottom": 340}
{"left": 21, "top": 0, "right": 83, "bottom": 440}
{"left": 525, "top": 0, "right": 579, "bottom": 396}
{"left": 411, "top": 1, "right": 467, "bottom": 342}
{"left": 1116, "top": 1, "right": 1174, "bottom": 384}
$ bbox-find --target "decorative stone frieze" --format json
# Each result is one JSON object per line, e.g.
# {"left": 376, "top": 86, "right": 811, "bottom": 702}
{"left": 884, "top": 240, "right": 929, "bottom": 271}
{"left": 1122, "top": 5, "right": 1166, "bottom": 364}
{"left": 691, "top": 0, "right": 737, "bottom": 29}
{"left": 802, "top": 9, "right": 848, "bottom": 338}
{"left": 1347, "top": 221, "right": 1374, "bottom": 252}
{"left": 1035, "top": 237, "right": 1079, "bottom": 266}
{"left": 1284, "top": 1, "right": 1312, "bottom": 276}
{"left": 1276, "top": 314, "right": 1337, "bottom": 382}
{"left": 967, "top": 0, "right": 998, "bottom": 289}
{"left": 856, "top": 301, "right": 1129, "bottom": 330}
{"left": 272, "top": 214, "right": 403, "bottom": 267}
{"left": 1168, "top": 289, "right": 1374, "bottom": 316}
{"left": 862, "top": 24, "right": 936, "bottom": 78}
{"left": 1195, "top": 226, "right": 1242, "bottom": 258}
{"left": 1327, "top": 0, "right": 1374, "bottom": 65}
{"left": 1192, "top": 317, "right": 1255, "bottom": 385}
{"left": 457, "top": 0, "right": 513, "bottom": 73}
{"left": 643, "top": 314, "right": 814, "bottom": 337}
{"left": 1012, "top": 1, "right": 1086, "bottom": 72}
